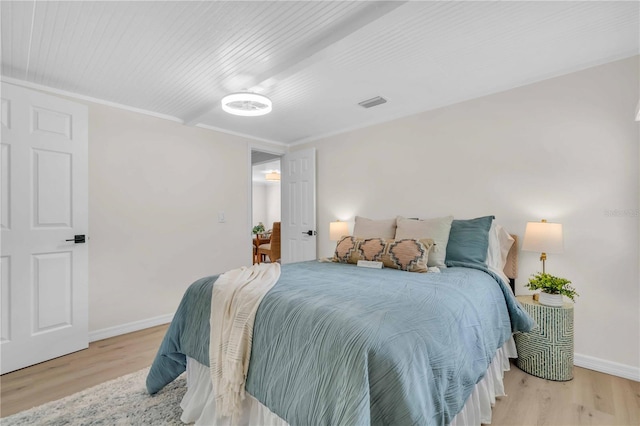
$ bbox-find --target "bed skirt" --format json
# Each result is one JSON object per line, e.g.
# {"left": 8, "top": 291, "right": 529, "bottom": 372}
{"left": 180, "top": 336, "right": 517, "bottom": 425}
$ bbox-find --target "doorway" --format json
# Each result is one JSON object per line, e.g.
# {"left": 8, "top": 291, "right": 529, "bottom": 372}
{"left": 248, "top": 147, "right": 317, "bottom": 264}
{"left": 251, "top": 150, "right": 282, "bottom": 263}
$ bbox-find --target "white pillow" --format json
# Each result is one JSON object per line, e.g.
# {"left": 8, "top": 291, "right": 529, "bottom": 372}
{"left": 395, "top": 215, "right": 453, "bottom": 267}
{"left": 352, "top": 216, "right": 396, "bottom": 239}
{"left": 486, "top": 222, "right": 515, "bottom": 284}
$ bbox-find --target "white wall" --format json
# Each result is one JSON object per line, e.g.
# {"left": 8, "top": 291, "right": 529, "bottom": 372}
{"left": 252, "top": 183, "right": 268, "bottom": 228}
{"left": 88, "top": 103, "right": 258, "bottom": 331}
{"left": 265, "top": 183, "right": 282, "bottom": 227}
{"left": 296, "top": 57, "right": 639, "bottom": 374}
{"left": 252, "top": 182, "right": 281, "bottom": 230}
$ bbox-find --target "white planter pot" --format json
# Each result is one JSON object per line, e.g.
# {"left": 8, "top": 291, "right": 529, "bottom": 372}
{"left": 539, "top": 292, "right": 564, "bottom": 307}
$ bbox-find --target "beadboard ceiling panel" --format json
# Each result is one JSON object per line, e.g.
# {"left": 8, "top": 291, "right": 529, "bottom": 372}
{"left": 1, "top": 1, "right": 638, "bottom": 144}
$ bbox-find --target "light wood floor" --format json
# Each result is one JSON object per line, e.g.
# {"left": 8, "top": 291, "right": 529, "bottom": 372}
{"left": 493, "top": 360, "right": 640, "bottom": 425}
{"left": 0, "top": 324, "right": 169, "bottom": 417}
{"left": 1, "top": 325, "right": 639, "bottom": 425}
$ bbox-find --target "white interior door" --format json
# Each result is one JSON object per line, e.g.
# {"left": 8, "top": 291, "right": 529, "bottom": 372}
{"left": 1, "top": 83, "right": 89, "bottom": 374}
{"left": 281, "top": 148, "right": 316, "bottom": 263}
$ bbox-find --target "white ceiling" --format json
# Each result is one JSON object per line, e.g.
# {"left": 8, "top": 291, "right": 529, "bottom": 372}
{"left": 2, "top": 1, "right": 638, "bottom": 145}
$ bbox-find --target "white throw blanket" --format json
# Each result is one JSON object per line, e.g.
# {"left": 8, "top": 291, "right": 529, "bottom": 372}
{"left": 209, "top": 263, "right": 281, "bottom": 422}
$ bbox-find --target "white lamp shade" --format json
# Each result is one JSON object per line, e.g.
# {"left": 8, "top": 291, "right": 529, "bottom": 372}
{"left": 522, "top": 221, "right": 564, "bottom": 253}
{"left": 329, "top": 221, "right": 349, "bottom": 241}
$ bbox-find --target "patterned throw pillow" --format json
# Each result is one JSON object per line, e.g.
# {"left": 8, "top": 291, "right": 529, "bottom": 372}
{"left": 333, "top": 236, "right": 360, "bottom": 263}
{"left": 381, "top": 238, "right": 434, "bottom": 272}
{"left": 334, "top": 236, "right": 434, "bottom": 273}
{"left": 358, "top": 238, "right": 387, "bottom": 261}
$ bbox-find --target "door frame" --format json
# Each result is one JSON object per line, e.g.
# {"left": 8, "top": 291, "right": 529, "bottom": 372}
{"left": 247, "top": 144, "right": 286, "bottom": 264}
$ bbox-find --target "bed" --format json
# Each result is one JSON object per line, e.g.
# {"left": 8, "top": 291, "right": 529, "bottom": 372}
{"left": 147, "top": 217, "right": 534, "bottom": 425}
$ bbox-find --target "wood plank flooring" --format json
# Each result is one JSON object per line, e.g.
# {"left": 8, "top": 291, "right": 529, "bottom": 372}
{"left": 493, "top": 360, "right": 640, "bottom": 425}
{"left": 0, "top": 324, "right": 168, "bottom": 417}
{"left": 1, "top": 324, "right": 639, "bottom": 425}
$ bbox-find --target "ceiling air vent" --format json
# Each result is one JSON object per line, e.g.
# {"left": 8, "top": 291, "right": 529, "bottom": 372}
{"left": 358, "top": 96, "right": 387, "bottom": 109}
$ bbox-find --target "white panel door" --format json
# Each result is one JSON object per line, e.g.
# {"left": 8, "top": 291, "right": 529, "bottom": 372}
{"left": 0, "top": 83, "right": 88, "bottom": 374}
{"left": 281, "top": 148, "right": 316, "bottom": 263}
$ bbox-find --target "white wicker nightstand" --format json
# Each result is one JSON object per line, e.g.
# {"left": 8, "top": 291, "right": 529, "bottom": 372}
{"left": 514, "top": 295, "right": 574, "bottom": 381}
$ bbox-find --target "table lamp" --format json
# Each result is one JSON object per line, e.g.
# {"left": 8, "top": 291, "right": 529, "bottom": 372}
{"left": 329, "top": 220, "right": 349, "bottom": 241}
{"left": 522, "top": 219, "right": 563, "bottom": 274}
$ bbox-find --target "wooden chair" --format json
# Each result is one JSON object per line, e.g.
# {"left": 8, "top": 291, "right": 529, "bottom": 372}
{"left": 257, "top": 222, "right": 281, "bottom": 263}
{"left": 252, "top": 233, "right": 270, "bottom": 264}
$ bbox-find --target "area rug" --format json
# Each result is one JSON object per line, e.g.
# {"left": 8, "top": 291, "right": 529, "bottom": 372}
{"left": 1, "top": 367, "right": 187, "bottom": 425}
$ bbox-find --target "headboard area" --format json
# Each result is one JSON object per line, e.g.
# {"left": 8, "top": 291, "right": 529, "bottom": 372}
{"left": 504, "top": 234, "right": 519, "bottom": 293}
{"left": 352, "top": 215, "right": 520, "bottom": 293}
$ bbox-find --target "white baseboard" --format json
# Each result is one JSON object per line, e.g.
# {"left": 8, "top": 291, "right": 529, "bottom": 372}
{"left": 574, "top": 353, "right": 640, "bottom": 382}
{"left": 88, "top": 313, "right": 174, "bottom": 343}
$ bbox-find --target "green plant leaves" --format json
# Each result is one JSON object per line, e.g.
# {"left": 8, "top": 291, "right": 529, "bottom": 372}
{"left": 525, "top": 272, "right": 579, "bottom": 301}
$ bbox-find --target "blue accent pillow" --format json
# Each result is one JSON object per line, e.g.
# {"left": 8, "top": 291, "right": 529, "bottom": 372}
{"left": 445, "top": 216, "right": 495, "bottom": 268}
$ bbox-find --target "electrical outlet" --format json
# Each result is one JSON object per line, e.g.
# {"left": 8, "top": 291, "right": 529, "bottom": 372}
{"left": 218, "top": 211, "right": 225, "bottom": 223}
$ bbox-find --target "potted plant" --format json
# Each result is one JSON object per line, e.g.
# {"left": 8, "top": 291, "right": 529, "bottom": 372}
{"left": 252, "top": 222, "right": 265, "bottom": 235}
{"left": 526, "top": 272, "right": 578, "bottom": 307}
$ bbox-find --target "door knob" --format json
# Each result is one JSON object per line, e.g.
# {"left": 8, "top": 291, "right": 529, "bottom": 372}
{"left": 301, "top": 230, "right": 316, "bottom": 236}
{"left": 66, "top": 235, "right": 86, "bottom": 243}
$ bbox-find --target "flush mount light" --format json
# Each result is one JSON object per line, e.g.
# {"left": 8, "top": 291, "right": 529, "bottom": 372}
{"left": 221, "top": 92, "right": 272, "bottom": 116}
{"left": 265, "top": 171, "right": 281, "bottom": 181}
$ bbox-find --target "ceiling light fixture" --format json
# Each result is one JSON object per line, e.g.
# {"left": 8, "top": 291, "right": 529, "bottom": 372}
{"left": 265, "top": 171, "right": 281, "bottom": 181}
{"left": 221, "top": 92, "right": 272, "bottom": 116}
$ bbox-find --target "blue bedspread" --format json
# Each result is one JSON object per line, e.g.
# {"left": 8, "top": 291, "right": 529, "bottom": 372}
{"left": 147, "top": 261, "right": 533, "bottom": 425}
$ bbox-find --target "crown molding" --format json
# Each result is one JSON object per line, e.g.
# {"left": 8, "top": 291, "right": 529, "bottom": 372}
{"left": 0, "top": 76, "right": 184, "bottom": 123}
